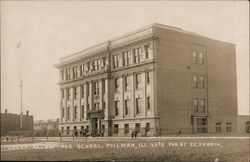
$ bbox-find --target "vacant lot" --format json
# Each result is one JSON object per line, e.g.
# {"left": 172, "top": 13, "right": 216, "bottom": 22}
{"left": 1, "top": 137, "right": 249, "bottom": 161}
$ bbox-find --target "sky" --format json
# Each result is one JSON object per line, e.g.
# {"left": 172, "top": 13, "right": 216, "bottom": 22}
{"left": 1, "top": 1, "right": 249, "bottom": 120}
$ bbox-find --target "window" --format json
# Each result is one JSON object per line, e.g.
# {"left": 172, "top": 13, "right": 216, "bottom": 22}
{"left": 124, "top": 76, "right": 130, "bottom": 91}
{"left": 128, "top": 51, "right": 132, "bottom": 65}
{"left": 94, "top": 60, "right": 98, "bottom": 71}
{"left": 193, "top": 75, "right": 198, "bottom": 87}
{"left": 62, "top": 107, "right": 64, "bottom": 118}
{"left": 87, "top": 103, "right": 90, "bottom": 111}
{"left": 136, "top": 98, "right": 142, "bottom": 114}
{"left": 115, "top": 100, "right": 119, "bottom": 116}
{"left": 123, "top": 51, "right": 132, "bottom": 66}
{"left": 114, "top": 124, "right": 119, "bottom": 134}
{"left": 81, "top": 105, "right": 84, "bottom": 118}
{"left": 114, "top": 78, "right": 119, "bottom": 92}
{"left": 97, "top": 59, "right": 101, "bottom": 70}
{"left": 133, "top": 48, "right": 142, "bottom": 63}
{"left": 61, "top": 70, "right": 64, "bottom": 80}
{"left": 193, "top": 98, "right": 206, "bottom": 113}
{"left": 199, "top": 76, "right": 204, "bottom": 88}
{"left": 123, "top": 51, "right": 128, "bottom": 66}
{"left": 192, "top": 51, "right": 197, "bottom": 63}
{"left": 73, "top": 126, "right": 77, "bottom": 133}
{"left": 81, "top": 85, "right": 84, "bottom": 98}
{"left": 80, "top": 64, "right": 84, "bottom": 76}
{"left": 113, "top": 54, "right": 120, "bottom": 68}
{"left": 193, "top": 99, "right": 198, "bottom": 112}
{"left": 61, "top": 127, "right": 64, "bottom": 133}
{"left": 198, "top": 53, "right": 204, "bottom": 64}
{"left": 61, "top": 89, "right": 64, "bottom": 99}
{"left": 226, "top": 122, "right": 232, "bottom": 132}
{"left": 66, "top": 126, "right": 70, "bottom": 135}
{"left": 199, "top": 99, "right": 205, "bottom": 113}
{"left": 74, "top": 87, "right": 77, "bottom": 99}
{"left": 124, "top": 124, "right": 129, "bottom": 134}
{"left": 216, "top": 123, "right": 222, "bottom": 133}
{"left": 135, "top": 123, "right": 140, "bottom": 133}
{"left": 93, "top": 103, "right": 99, "bottom": 110}
{"left": 86, "top": 62, "right": 90, "bottom": 72}
{"left": 123, "top": 52, "right": 127, "bottom": 66}
{"left": 146, "top": 71, "right": 152, "bottom": 84}
{"left": 193, "top": 75, "right": 205, "bottom": 88}
{"left": 144, "top": 45, "right": 149, "bottom": 59}
{"left": 102, "top": 57, "right": 106, "bottom": 68}
{"left": 93, "top": 81, "right": 99, "bottom": 95}
{"left": 74, "top": 106, "right": 77, "bottom": 119}
{"left": 73, "top": 67, "right": 78, "bottom": 79}
{"left": 193, "top": 51, "right": 204, "bottom": 64}
{"left": 90, "top": 62, "right": 93, "bottom": 72}
{"left": 86, "top": 126, "right": 89, "bottom": 133}
{"left": 102, "top": 103, "right": 105, "bottom": 119}
{"left": 86, "top": 83, "right": 89, "bottom": 96}
{"left": 102, "top": 80, "right": 106, "bottom": 93}
{"left": 124, "top": 99, "right": 130, "bottom": 115}
{"left": 67, "top": 88, "right": 70, "bottom": 100}
{"left": 138, "top": 48, "right": 142, "bottom": 62}
{"left": 67, "top": 107, "right": 70, "bottom": 120}
{"left": 91, "top": 61, "right": 95, "bottom": 71}
{"left": 134, "top": 49, "right": 138, "bottom": 63}
{"left": 145, "top": 123, "right": 150, "bottom": 132}
{"left": 66, "top": 68, "right": 71, "bottom": 80}
{"left": 135, "top": 73, "right": 142, "bottom": 89}
{"left": 147, "top": 96, "right": 151, "bottom": 109}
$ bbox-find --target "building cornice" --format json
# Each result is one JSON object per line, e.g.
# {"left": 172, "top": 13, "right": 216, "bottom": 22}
{"left": 55, "top": 25, "right": 155, "bottom": 68}
{"left": 55, "top": 23, "right": 235, "bottom": 69}
{"left": 55, "top": 42, "right": 109, "bottom": 68}
{"left": 110, "top": 35, "right": 154, "bottom": 52}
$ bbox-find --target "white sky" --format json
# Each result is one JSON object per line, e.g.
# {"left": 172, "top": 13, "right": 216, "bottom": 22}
{"left": 1, "top": 1, "right": 249, "bottom": 120}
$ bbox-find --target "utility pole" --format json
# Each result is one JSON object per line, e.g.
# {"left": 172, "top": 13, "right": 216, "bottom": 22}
{"left": 17, "top": 41, "right": 23, "bottom": 132}
{"left": 20, "top": 79, "right": 23, "bottom": 130}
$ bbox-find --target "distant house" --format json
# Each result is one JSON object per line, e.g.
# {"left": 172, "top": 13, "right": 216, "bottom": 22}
{"left": 237, "top": 115, "right": 250, "bottom": 133}
{"left": 1, "top": 109, "right": 34, "bottom": 136}
{"left": 34, "top": 119, "right": 59, "bottom": 136}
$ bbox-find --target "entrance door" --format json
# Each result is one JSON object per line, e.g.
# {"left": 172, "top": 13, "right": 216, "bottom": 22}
{"left": 92, "top": 118, "right": 98, "bottom": 132}
{"left": 193, "top": 117, "right": 208, "bottom": 133}
{"left": 88, "top": 111, "right": 102, "bottom": 135}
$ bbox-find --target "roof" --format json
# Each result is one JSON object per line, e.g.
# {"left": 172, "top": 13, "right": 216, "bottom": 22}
{"left": 55, "top": 23, "right": 231, "bottom": 68}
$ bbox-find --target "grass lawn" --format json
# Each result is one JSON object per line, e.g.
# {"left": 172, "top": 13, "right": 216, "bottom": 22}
{"left": 1, "top": 137, "right": 249, "bottom": 161}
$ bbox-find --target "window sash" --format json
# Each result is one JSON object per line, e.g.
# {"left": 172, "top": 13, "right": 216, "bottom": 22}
{"left": 115, "top": 101, "right": 119, "bottom": 116}
{"left": 198, "top": 53, "right": 204, "bottom": 64}
{"left": 74, "top": 106, "right": 77, "bottom": 119}
{"left": 115, "top": 78, "right": 119, "bottom": 92}
{"left": 147, "top": 96, "right": 151, "bottom": 109}
{"left": 144, "top": 45, "right": 149, "bottom": 58}
{"left": 62, "top": 108, "right": 64, "bottom": 117}
{"left": 124, "top": 124, "right": 129, "bottom": 134}
{"left": 199, "top": 76, "right": 205, "bottom": 88}
{"left": 136, "top": 98, "right": 141, "bottom": 114}
{"left": 81, "top": 105, "right": 84, "bottom": 118}
{"left": 192, "top": 52, "right": 197, "bottom": 63}
{"left": 74, "top": 87, "right": 77, "bottom": 99}
{"left": 125, "top": 100, "right": 130, "bottom": 115}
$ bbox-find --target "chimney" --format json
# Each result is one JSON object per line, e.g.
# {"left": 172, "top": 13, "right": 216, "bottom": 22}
{"left": 5, "top": 109, "right": 7, "bottom": 114}
{"left": 26, "top": 110, "right": 29, "bottom": 116}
